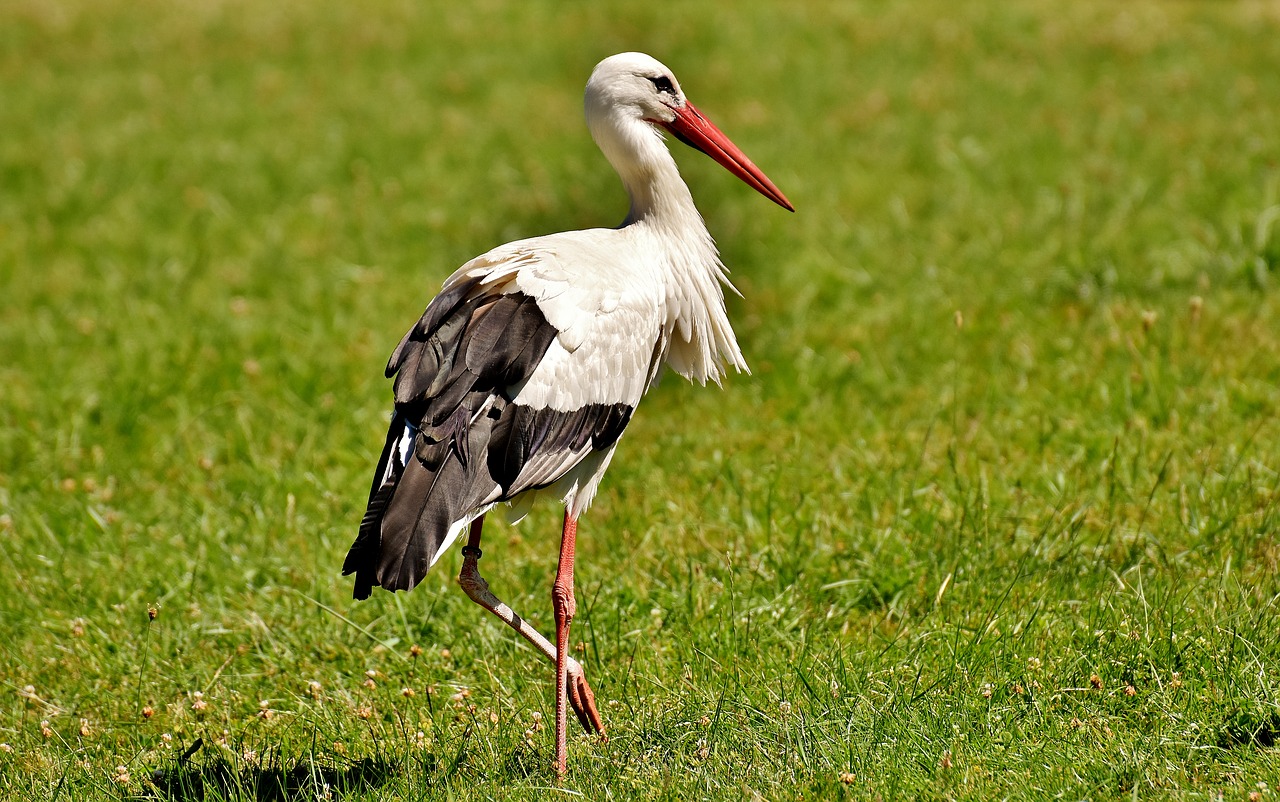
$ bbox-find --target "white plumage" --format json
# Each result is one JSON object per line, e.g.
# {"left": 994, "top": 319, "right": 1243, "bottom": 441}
{"left": 345, "top": 52, "right": 792, "bottom": 777}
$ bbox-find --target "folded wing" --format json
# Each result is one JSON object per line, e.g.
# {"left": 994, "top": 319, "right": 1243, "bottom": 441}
{"left": 344, "top": 260, "right": 638, "bottom": 599}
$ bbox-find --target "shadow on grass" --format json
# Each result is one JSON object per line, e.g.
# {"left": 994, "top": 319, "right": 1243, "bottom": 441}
{"left": 142, "top": 739, "right": 407, "bottom": 801}
{"left": 1217, "top": 711, "right": 1280, "bottom": 749}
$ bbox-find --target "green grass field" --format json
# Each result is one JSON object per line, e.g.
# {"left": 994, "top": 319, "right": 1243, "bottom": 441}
{"left": 3, "top": 0, "right": 1280, "bottom": 798}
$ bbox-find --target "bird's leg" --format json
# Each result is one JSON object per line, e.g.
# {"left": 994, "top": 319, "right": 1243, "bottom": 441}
{"left": 457, "top": 514, "right": 606, "bottom": 741}
{"left": 550, "top": 510, "right": 579, "bottom": 778}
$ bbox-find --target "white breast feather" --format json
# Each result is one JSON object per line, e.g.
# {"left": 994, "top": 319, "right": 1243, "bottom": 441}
{"left": 436, "top": 222, "right": 746, "bottom": 409}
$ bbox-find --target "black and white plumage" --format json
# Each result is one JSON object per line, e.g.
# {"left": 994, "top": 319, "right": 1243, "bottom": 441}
{"left": 343, "top": 52, "right": 791, "bottom": 776}
{"left": 344, "top": 275, "right": 634, "bottom": 598}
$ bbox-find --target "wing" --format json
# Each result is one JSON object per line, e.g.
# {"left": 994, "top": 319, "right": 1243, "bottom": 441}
{"left": 344, "top": 244, "right": 647, "bottom": 600}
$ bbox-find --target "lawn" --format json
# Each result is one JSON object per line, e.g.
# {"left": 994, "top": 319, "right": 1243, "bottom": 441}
{"left": 2, "top": 0, "right": 1279, "bottom": 799}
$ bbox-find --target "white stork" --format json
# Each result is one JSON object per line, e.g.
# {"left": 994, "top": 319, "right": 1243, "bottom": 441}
{"left": 344, "top": 52, "right": 792, "bottom": 776}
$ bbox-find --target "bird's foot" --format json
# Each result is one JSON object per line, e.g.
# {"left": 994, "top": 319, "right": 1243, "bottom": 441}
{"left": 565, "top": 656, "right": 607, "bottom": 739}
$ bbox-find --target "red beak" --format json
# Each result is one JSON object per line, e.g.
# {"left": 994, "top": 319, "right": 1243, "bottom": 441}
{"left": 660, "top": 101, "right": 795, "bottom": 212}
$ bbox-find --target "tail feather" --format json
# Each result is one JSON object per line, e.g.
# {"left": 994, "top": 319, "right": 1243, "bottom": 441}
{"left": 346, "top": 480, "right": 396, "bottom": 600}
{"left": 344, "top": 400, "right": 499, "bottom": 599}
{"left": 344, "top": 413, "right": 408, "bottom": 599}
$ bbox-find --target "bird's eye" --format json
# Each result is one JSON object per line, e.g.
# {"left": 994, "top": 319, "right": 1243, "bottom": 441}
{"left": 648, "top": 75, "right": 675, "bottom": 95}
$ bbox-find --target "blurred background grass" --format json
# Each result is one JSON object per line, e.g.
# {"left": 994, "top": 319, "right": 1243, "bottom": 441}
{"left": 2, "top": 0, "right": 1279, "bottom": 799}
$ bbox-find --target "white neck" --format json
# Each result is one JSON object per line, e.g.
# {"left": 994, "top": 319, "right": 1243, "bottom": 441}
{"left": 589, "top": 112, "right": 698, "bottom": 228}
{"left": 587, "top": 112, "right": 747, "bottom": 384}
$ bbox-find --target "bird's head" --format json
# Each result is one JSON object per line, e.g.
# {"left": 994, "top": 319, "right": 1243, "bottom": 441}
{"left": 585, "top": 52, "right": 794, "bottom": 212}
{"left": 585, "top": 52, "right": 689, "bottom": 127}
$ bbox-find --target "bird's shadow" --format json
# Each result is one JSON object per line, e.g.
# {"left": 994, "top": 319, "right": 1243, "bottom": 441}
{"left": 140, "top": 739, "right": 404, "bottom": 801}
{"left": 140, "top": 732, "right": 568, "bottom": 799}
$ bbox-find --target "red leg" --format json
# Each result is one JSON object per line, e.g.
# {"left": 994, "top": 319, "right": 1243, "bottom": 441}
{"left": 551, "top": 510, "right": 578, "bottom": 778}
{"left": 457, "top": 515, "right": 606, "bottom": 737}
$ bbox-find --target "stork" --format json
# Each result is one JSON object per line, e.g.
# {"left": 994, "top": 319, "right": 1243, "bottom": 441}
{"left": 343, "top": 52, "right": 793, "bottom": 777}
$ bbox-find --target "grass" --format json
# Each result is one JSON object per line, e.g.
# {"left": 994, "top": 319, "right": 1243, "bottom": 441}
{"left": 2, "top": 0, "right": 1280, "bottom": 798}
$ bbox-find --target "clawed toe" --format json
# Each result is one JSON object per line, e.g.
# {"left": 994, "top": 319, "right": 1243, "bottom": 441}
{"left": 565, "top": 658, "right": 607, "bottom": 739}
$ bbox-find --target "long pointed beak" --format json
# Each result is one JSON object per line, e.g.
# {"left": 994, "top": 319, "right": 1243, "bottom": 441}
{"left": 660, "top": 101, "right": 795, "bottom": 212}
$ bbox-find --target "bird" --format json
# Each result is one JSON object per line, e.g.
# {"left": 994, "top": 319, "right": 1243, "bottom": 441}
{"left": 343, "top": 51, "right": 792, "bottom": 777}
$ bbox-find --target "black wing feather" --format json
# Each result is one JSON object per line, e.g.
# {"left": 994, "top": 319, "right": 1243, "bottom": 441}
{"left": 345, "top": 282, "right": 634, "bottom": 600}
{"left": 385, "top": 276, "right": 483, "bottom": 377}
